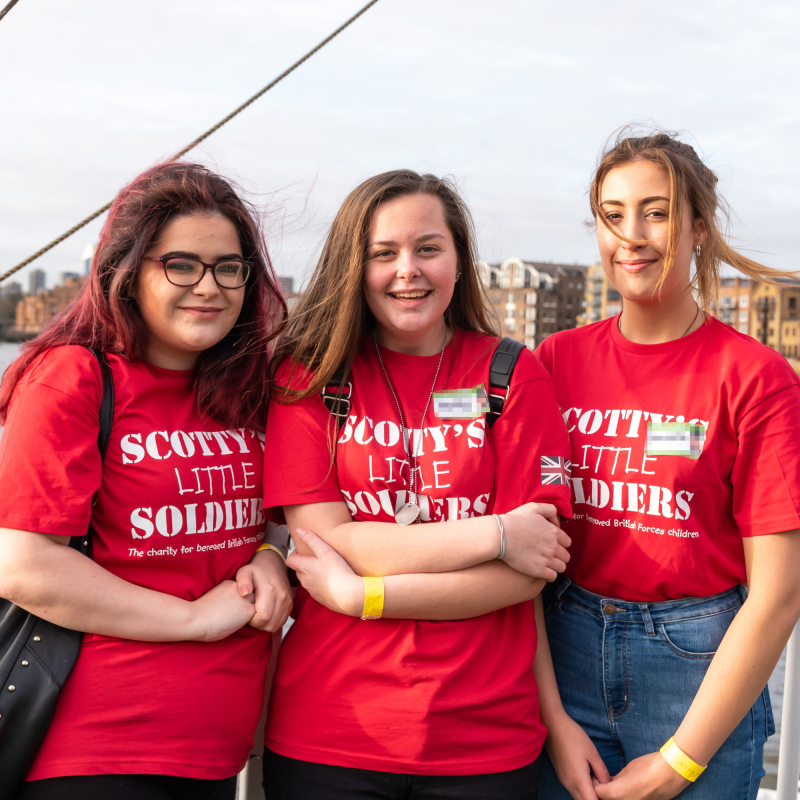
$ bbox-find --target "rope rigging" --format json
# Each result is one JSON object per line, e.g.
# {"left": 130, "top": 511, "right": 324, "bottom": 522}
{"left": 0, "top": 0, "right": 21, "bottom": 24}
{"left": 0, "top": 0, "right": 381, "bottom": 285}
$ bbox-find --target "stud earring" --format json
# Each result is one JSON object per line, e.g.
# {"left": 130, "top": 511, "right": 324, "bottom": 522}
{"left": 455, "top": 272, "right": 461, "bottom": 282}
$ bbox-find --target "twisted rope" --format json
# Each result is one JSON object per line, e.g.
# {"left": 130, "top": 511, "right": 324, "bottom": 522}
{"left": 0, "top": 0, "right": 381, "bottom": 284}
{"left": 0, "top": 0, "right": 21, "bottom": 24}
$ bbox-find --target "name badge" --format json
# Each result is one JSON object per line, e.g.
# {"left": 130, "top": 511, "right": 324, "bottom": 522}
{"left": 645, "top": 422, "right": 706, "bottom": 459}
{"left": 433, "top": 384, "right": 489, "bottom": 420}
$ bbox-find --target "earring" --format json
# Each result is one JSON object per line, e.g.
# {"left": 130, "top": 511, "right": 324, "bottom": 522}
{"left": 455, "top": 272, "right": 461, "bottom": 282}
{"left": 695, "top": 246, "right": 701, "bottom": 259}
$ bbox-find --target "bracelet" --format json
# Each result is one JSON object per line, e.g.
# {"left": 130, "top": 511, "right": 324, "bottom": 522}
{"left": 361, "top": 577, "right": 385, "bottom": 620}
{"left": 494, "top": 514, "right": 506, "bottom": 560}
{"left": 660, "top": 737, "right": 706, "bottom": 782}
{"left": 256, "top": 542, "right": 286, "bottom": 563}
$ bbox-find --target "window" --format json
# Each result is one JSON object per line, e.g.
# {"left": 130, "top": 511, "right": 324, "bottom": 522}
{"left": 790, "top": 298, "right": 797, "bottom": 310}
{"left": 739, "top": 295, "right": 749, "bottom": 308}
{"left": 739, "top": 311, "right": 748, "bottom": 323}
{"left": 721, "top": 296, "right": 736, "bottom": 308}
{"left": 739, "top": 325, "right": 748, "bottom": 334}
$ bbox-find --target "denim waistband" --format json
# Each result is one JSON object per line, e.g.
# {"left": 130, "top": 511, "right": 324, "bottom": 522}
{"left": 550, "top": 577, "right": 747, "bottom": 630}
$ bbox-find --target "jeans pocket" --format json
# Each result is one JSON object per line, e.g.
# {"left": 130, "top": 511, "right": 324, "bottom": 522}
{"left": 763, "top": 684, "right": 776, "bottom": 739}
{"left": 657, "top": 609, "right": 736, "bottom": 660}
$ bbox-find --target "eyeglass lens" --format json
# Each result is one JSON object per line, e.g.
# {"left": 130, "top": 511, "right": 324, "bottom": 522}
{"left": 164, "top": 258, "right": 250, "bottom": 288}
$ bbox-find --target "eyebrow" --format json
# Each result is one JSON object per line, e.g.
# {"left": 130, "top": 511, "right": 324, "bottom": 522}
{"left": 369, "top": 233, "right": 447, "bottom": 247}
{"left": 600, "top": 196, "right": 670, "bottom": 206}
{"left": 159, "top": 250, "right": 244, "bottom": 260}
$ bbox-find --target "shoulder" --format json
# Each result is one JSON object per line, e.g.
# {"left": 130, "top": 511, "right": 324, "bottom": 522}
{"left": 706, "top": 317, "right": 799, "bottom": 385}
{"left": 536, "top": 319, "right": 612, "bottom": 368}
{"left": 458, "top": 330, "right": 552, "bottom": 387}
{"left": 272, "top": 356, "right": 317, "bottom": 395}
{"left": 17, "top": 345, "right": 103, "bottom": 411}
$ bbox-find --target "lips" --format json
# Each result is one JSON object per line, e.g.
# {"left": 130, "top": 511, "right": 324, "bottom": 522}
{"left": 617, "top": 260, "right": 656, "bottom": 273}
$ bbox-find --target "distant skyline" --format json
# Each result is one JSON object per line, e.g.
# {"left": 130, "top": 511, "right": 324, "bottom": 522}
{"left": 1, "top": 0, "right": 798, "bottom": 291}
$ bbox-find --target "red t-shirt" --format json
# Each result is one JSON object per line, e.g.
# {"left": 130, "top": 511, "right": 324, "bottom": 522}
{"left": 536, "top": 316, "right": 800, "bottom": 602}
{"left": 0, "top": 346, "right": 271, "bottom": 781}
{"left": 263, "top": 329, "right": 571, "bottom": 775}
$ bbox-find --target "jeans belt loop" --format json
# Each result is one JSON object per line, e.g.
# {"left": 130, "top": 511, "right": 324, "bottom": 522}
{"left": 638, "top": 602, "right": 656, "bottom": 636}
{"left": 553, "top": 577, "right": 572, "bottom": 611}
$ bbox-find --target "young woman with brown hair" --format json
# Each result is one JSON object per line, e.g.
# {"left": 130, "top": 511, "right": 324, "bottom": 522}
{"left": 0, "top": 162, "right": 291, "bottom": 800}
{"left": 536, "top": 131, "right": 800, "bottom": 800}
{"left": 257, "top": 169, "right": 580, "bottom": 798}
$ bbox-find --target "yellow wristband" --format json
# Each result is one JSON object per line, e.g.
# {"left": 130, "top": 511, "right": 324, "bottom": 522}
{"left": 256, "top": 543, "right": 286, "bottom": 563}
{"left": 361, "top": 577, "right": 384, "bottom": 620}
{"left": 660, "top": 737, "right": 706, "bottom": 782}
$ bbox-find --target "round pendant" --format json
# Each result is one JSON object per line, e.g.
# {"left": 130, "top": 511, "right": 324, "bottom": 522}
{"left": 395, "top": 502, "right": 420, "bottom": 526}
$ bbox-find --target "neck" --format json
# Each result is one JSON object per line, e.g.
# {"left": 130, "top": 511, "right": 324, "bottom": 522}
{"left": 143, "top": 341, "right": 199, "bottom": 371}
{"left": 618, "top": 291, "right": 703, "bottom": 345}
{"left": 374, "top": 319, "right": 448, "bottom": 356}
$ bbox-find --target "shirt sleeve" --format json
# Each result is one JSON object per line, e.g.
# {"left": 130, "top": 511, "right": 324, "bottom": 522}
{"left": 0, "top": 346, "right": 103, "bottom": 536}
{"left": 732, "top": 384, "right": 800, "bottom": 536}
{"left": 263, "top": 361, "right": 346, "bottom": 517}
{"left": 488, "top": 348, "right": 573, "bottom": 519}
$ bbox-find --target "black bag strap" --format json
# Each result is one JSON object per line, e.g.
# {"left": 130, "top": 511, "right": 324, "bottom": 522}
{"left": 486, "top": 336, "right": 525, "bottom": 429}
{"left": 71, "top": 349, "right": 114, "bottom": 556}
{"left": 321, "top": 365, "right": 352, "bottom": 429}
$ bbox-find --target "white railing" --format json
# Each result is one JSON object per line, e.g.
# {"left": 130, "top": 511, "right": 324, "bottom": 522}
{"left": 776, "top": 624, "right": 800, "bottom": 799}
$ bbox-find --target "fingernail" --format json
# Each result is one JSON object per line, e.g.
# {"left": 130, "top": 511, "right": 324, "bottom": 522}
{"left": 295, "top": 527, "right": 308, "bottom": 537}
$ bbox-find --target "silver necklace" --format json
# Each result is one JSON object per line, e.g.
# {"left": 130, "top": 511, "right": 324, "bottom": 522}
{"left": 373, "top": 327, "right": 448, "bottom": 525}
{"left": 618, "top": 304, "right": 702, "bottom": 339}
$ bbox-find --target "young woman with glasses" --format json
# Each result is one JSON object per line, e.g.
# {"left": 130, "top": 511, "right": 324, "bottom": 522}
{"left": 255, "top": 169, "right": 579, "bottom": 799}
{"left": 535, "top": 131, "right": 800, "bottom": 800}
{"left": 0, "top": 162, "right": 291, "bottom": 800}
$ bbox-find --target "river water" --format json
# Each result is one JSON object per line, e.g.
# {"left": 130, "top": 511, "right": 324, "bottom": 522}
{"left": 0, "top": 341, "right": 788, "bottom": 787}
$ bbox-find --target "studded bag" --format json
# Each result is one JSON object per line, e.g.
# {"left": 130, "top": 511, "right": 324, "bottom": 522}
{"left": 0, "top": 349, "right": 113, "bottom": 798}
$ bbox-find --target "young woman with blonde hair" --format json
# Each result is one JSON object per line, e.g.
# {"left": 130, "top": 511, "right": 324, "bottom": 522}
{"left": 256, "top": 169, "right": 580, "bottom": 798}
{"left": 536, "top": 131, "right": 800, "bottom": 800}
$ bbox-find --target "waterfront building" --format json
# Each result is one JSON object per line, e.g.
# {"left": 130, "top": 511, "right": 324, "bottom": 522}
{"left": 0, "top": 281, "right": 22, "bottom": 299}
{"left": 81, "top": 243, "right": 95, "bottom": 276}
{"left": 14, "top": 276, "right": 86, "bottom": 335}
{"left": 28, "top": 269, "right": 46, "bottom": 295}
{"left": 480, "top": 258, "right": 587, "bottom": 349}
{"left": 278, "top": 276, "right": 295, "bottom": 297}
{"left": 751, "top": 278, "right": 800, "bottom": 358}
{"left": 709, "top": 277, "right": 751, "bottom": 335}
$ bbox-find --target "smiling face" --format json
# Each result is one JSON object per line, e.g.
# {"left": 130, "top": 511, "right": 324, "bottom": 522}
{"left": 597, "top": 159, "right": 706, "bottom": 306}
{"left": 363, "top": 193, "right": 458, "bottom": 355}
{"left": 135, "top": 212, "right": 246, "bottom": 369}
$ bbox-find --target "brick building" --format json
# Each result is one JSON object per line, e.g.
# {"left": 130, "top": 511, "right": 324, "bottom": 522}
{"left": 14, "top": 276, "right": 86, "bottom": 335}
{"left": 481, "top": 258, "right": 587, "bottom": 349}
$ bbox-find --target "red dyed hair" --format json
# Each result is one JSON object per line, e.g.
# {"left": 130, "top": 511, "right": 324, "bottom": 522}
{"left": 0, "top": 162, "right": 287, "bottom": 430}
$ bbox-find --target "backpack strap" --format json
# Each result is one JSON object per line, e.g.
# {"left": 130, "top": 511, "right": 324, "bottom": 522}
{"left": 71, "top": 349, "right": 115, "bottom": 556}
{"left": 486, "top": 337, "right": 525, "bottom": 429}
{"left": 322, "top": 365, "right": 352, "bottom": 428}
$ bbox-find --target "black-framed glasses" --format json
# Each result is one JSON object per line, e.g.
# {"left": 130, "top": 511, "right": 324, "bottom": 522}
{"left": 144, "top": 256, "right": 251, "bottom": 289}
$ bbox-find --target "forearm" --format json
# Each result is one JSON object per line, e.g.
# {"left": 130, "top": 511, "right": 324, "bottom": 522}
{"left": 286, "top": 502, "right": 500, "bottom": 576}
{"left": 532, "top": 594, "right": 567, "bottom": 725}
{"left": 674, "top": 591, "right": 795, "bottom": 765}
{"left": 381, "top": 561, "right": 543, "bottom": 620}
{"left": 0, "top": 528, "right": 200, "bottom": 641}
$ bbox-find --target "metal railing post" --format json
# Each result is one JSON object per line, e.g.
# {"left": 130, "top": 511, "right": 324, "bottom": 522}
{"left": 777, "top": 623, "right": 800, "bottom": 800}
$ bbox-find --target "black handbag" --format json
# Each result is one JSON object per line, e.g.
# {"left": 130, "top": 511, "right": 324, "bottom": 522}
{"left": 0, "top": 349, "right": 114, "bottom": 798}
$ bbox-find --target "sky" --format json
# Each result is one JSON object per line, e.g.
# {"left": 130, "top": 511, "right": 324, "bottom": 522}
{"left": 1, "top": 0, "right": 798, "bottom": 292}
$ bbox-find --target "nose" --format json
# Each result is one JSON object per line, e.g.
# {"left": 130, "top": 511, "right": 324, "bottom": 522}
{"left": 618, "top": 216, "right": 648, "bottom": 250}
{"left": 394, "top": 248, "right": 422, "bottom": 281}
{"left": 193, "top": 268, "right": 221, "bottom": 297}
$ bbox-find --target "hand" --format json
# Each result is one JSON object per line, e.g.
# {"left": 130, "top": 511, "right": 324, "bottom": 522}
{"left": 546, "top": 712, "right": 610, "bottom": 800}
{"left": 190, "top": 580, "right": 256, "bottom": 642}
{"left": 287, "top": 528, "right": 364, "bottom": 617}
{"left": 595, "top": 752, "right": 689, "bottom": 800}
{"left": 236, "top": 549, "right": 293, "bottom": 632}
{"left": 501, "top": 502, "right": 571, "bottom": 581}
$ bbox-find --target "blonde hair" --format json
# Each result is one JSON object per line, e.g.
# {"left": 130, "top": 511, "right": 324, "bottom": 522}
{"left": 589, "top": 128, "right": 797, "bottom": 309}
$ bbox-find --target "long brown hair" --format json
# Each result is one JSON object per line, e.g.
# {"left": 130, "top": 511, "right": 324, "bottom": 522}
{"left": 0, "top": 161, "right": 287, "bottom": 429}
{"left": 274, "top": 169, "right": 497, "bottom": 399}
{"left": 589, "top": 128, "right": 796, "bottom": 309}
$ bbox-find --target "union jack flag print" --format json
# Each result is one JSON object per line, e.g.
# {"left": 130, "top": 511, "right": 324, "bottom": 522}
{"left": 541, "top": 456, "right": 572, "bottom": 486}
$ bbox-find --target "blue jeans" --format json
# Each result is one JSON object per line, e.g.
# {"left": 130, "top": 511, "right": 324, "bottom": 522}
{"left": 540, "top": 579, "right": 774, "bottom": 800}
